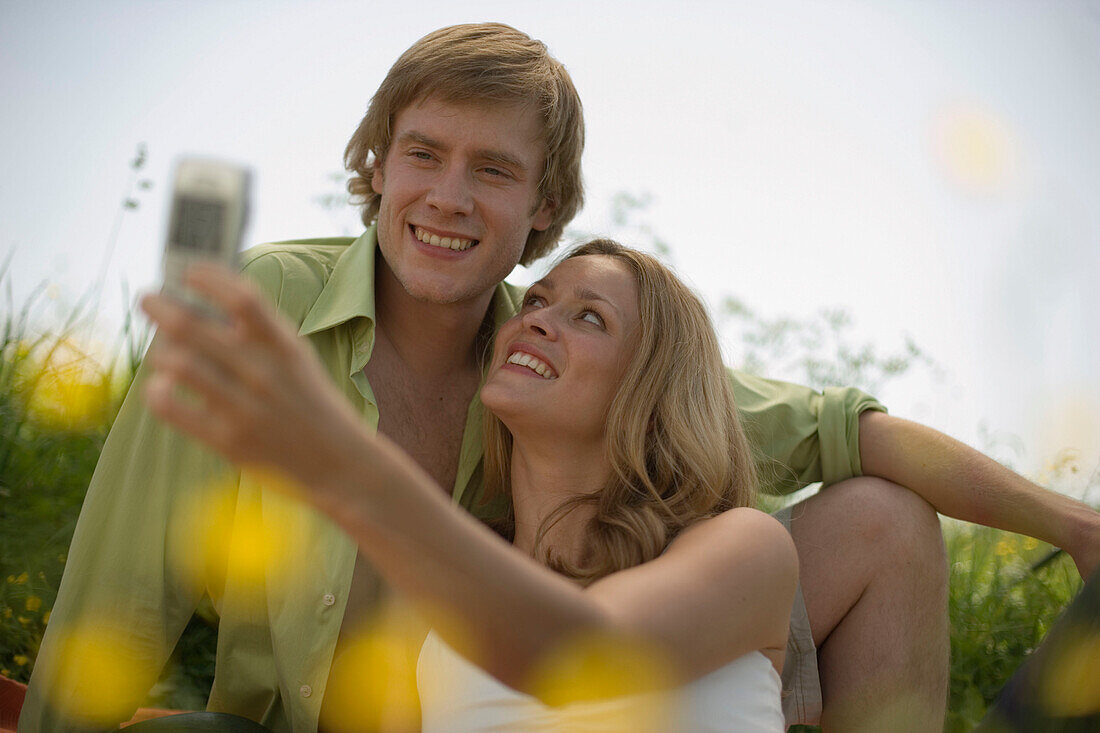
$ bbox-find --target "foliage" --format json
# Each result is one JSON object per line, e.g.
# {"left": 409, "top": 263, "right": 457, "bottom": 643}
{"left": 721, "top": 297, "right": 940, "bottom": 397}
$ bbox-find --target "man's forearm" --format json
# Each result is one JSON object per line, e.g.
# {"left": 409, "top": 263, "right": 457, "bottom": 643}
{"left": 858, "top": 411, "right": 1100, "bottom": 577}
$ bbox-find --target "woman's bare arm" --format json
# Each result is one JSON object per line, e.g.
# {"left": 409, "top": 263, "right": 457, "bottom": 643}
{"left": 140, "top": 264, "right": 797, "bottom": 693}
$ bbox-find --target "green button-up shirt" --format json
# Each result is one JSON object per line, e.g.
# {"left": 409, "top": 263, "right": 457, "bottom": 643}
{"left": 21, "top": 227, "right": 884, "bottom": 732}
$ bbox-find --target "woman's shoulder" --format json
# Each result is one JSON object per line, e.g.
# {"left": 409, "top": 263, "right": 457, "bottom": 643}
{"left": 665, "top": 507, "right": 797, "bottom": 571}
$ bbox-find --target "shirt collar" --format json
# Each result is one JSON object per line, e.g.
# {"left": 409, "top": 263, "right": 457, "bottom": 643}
{"left": 299, "top": 226, "right": 378, "bottom": 338}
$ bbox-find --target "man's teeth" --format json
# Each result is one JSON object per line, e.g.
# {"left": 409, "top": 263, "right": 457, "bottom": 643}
{"left": 506, "top": 351, "right": 557, "bottom": 379}
{"left": 415, "top": 227, "right": 475, "bottom": 252}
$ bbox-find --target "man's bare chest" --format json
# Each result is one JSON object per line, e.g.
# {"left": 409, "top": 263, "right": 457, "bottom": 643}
{"left": 364, "top": 360, "right": 478, "bottom": 494}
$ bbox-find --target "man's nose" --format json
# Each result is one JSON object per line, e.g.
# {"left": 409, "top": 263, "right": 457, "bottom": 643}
{"left": 425, "top": 164, "right": 475, "bottom": 216}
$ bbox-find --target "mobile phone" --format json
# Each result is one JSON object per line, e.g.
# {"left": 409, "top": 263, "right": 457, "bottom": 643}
{"left": 162, "top": 156, "right": 252, "bottom": 306}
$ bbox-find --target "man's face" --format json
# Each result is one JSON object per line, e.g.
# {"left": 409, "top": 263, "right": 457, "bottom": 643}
{"left": 371, "top": 97, "right": 554, "bottom": 306}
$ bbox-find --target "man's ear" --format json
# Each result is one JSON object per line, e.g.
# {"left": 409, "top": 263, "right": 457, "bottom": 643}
{"left": 370, "top": 157, "right": 384, "bottom": 196}
{"left": 531, "top": 196, "right": 556, "bottom": 232}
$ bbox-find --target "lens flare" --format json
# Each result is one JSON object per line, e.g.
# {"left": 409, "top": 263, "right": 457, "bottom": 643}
{"left": 931, "top": 104, "right": 1018, "bottom": 195}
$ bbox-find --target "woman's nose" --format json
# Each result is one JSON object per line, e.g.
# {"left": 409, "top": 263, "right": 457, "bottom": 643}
{"left": 521, "top": 308, "right": 557, "bottom": 339}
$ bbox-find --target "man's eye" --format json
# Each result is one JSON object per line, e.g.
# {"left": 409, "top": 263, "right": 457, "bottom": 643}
{"left": 410, "top": 151, "right": 433, "bottom": 161}
{"left": 523, "top": 294, "right": 545, "bottom": 308}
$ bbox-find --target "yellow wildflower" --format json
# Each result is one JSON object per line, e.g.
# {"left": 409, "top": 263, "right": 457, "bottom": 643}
{"left": 14, "top": 655, "right": 29, "bottom": 666}
{"left": 26, "top": 596, "right": 42, "bottom": 612}
{"left": 13, "top": 572, "right": 28, "bottom": 584}
{"left": 18, "top": 616, "right": 31, "bottom": 625}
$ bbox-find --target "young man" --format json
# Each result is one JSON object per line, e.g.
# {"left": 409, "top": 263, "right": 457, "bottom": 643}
{"left": 22, "top": 22, "right": 1099, "bottom": 733}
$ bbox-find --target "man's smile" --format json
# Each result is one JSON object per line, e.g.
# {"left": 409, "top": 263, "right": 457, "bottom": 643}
{"left": 412, "top": 225, "right": 478, "bottom": 252}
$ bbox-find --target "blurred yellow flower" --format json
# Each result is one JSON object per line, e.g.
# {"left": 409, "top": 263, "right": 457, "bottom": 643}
{"left": 1040, "top": 628, "right": 1100, "bottom": 716}
{"left": 318, "top": 615, "right": 422, "bottom": 733}
{"left": 1, "top": 607, "right": 11, "bottom": 619}
{"left": 169, "top": 475, "right": 308, "bottom": 613}
{"left": 13, "top": 572, "right": 28, "bottom": 584}
{"left": 18, "top": 616, "right": 31, "bottom": 626}
{"left": 17, "top": 337, "right": 114, "bottom": 431}
{"left": 26, "top": 595, "right": 42, "bottom": 612}
{"left": 14, "top": 655, "right": 29, "bottom": 666}
{"left": 526, "top": 631, "right": 679, "bottom": 731}
{"left": 42, "top": 622, "right": 158, "bottom": 727}
{"left": 994, "top": 538, "right": 1014, "bottom": 557}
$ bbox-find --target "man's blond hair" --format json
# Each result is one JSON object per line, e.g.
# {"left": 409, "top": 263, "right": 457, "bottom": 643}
{"left": 344, "top": 23, "right": 585, "bottom": 265}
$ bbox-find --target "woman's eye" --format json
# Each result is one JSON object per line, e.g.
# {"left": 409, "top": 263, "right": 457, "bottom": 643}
{"left": 580, "top": 310, "right": 604, "bottom": 327}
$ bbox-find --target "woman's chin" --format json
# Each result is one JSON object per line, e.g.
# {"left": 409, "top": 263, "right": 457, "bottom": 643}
{"left": 481, "top": 386, "right": 527, "bottom": 427}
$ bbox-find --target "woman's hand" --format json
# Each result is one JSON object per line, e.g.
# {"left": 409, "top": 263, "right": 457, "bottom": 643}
{"left": 140, "top": 263, "right": 367, "bottom": 493}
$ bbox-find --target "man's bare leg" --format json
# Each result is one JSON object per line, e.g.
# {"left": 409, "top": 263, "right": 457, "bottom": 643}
{"left": 788, "top": 477, "right": 949, "bottom": 731}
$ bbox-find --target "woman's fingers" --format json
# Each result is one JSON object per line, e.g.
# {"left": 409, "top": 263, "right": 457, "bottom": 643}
{"left": 147, "top": 341, "right": 241, "bottom": 415}
{"left": 184, "top": 263, "right": 301, "bottom": 357}
{"left": 141, "top": 287, "right": 285, "bottom": 399}
{"left": 141, "top": 265, "right": 360, "bottom": 482}
{"left": 141, "top": 292, "right": 240, "bottom": 366}
{"left": 143, "top": 371, "right": 241, "bottom": 460}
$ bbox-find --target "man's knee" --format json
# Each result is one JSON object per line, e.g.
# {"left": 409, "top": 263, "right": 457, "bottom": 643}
{"left": 814, "top": 477, "right": 945, "bottom": 565}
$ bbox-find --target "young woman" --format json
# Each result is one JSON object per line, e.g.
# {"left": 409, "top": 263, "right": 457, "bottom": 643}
{"left": 141, "top": 239, "right": 797, "bottom": 731}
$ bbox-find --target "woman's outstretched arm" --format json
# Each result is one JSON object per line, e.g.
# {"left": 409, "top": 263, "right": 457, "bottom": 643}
{"left": 140, "top": 263, "right": 796, "bottom": 693}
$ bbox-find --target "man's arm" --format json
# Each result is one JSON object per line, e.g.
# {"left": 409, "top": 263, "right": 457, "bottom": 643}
{"left": 859, "top": 411, "right": 1100, "bottom": 578}
{"left": 20, "top": 358, "right": 228, "bottom": 731}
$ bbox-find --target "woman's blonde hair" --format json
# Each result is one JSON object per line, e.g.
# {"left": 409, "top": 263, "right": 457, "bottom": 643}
{"left": 483, "top": 239, "right": 758, "bottom": 585}
{"left": 344, "top": 23, "right": 584, "bottom": 266}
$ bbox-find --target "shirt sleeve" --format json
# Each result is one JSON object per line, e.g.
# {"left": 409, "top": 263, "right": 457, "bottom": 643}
{"left": 20, "top": 256, "right": 294, "bottom": 732}
{"left": 728, "top": 369, "right": 887, "bottom": 496}
{"left": 20, "top": 354, "right": 233, "bottom": 731}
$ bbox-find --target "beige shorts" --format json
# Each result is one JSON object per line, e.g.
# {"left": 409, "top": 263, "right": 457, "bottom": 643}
{"left": 774, "top": 504, "right": 823, "bottom": 727}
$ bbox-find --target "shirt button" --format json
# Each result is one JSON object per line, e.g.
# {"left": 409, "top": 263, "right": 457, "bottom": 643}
{"left": 300, "top": 684, "right": 312, "bottom": 698}
{"left": 322, "top": 593, "right": 336, "bottom": 606}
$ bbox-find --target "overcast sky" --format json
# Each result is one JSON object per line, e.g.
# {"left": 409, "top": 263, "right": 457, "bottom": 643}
{"left": 3, "top": 0, "right": 1098, "bottom": 490}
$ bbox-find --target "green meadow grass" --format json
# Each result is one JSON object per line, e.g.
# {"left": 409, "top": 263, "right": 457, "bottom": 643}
{"left": 0, "top": 283, "right": 1086, "bottom": 722}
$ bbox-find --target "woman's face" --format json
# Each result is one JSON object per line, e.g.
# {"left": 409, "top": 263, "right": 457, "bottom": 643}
{"left": 481, "top": 255, "right": 641, "bottom": 443}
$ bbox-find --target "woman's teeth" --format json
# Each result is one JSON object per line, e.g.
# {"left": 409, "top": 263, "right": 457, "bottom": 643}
{"left": 506, "top": 351, "right": 557, "bottom": 379}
